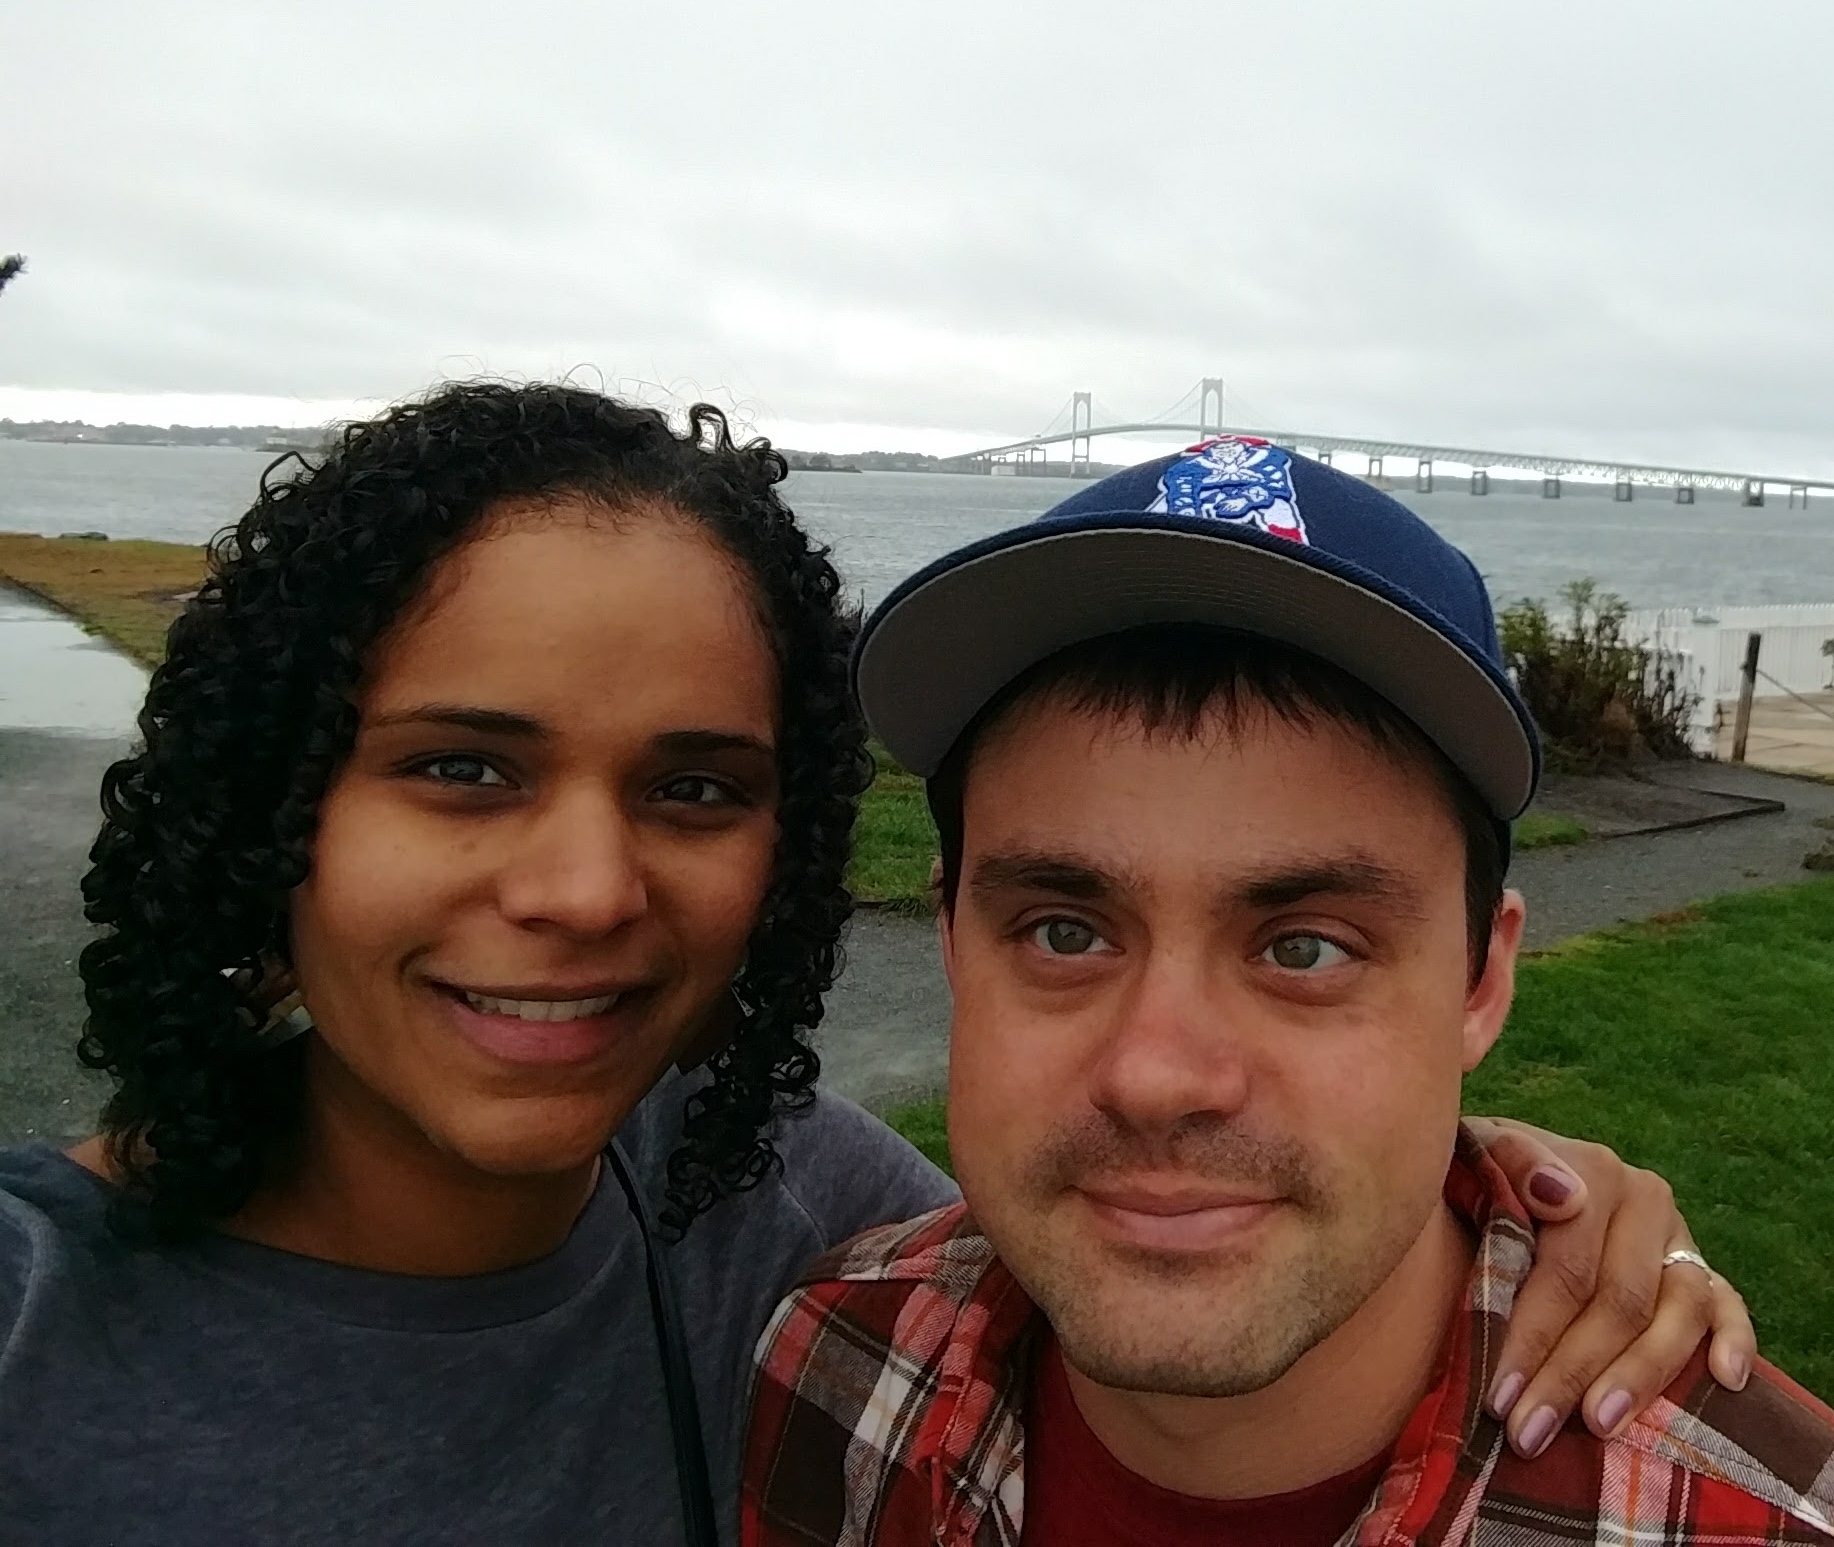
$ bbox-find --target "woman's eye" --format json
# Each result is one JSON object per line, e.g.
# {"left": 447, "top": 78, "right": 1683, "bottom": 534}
{"left": 418, "top": 755, "right": 510, "bottom": 788}
{"left": 1264, "top": 935, "right": 1351, "bottom": 971}
{"left": 653, "top": 775, "right": 738, "bottom": 807}
{"left": 1029, "top": 918, "right": 1112, "bottom": 957}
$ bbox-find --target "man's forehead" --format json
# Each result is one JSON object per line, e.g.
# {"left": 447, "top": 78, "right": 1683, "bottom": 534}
{"left": 959, "top": 697, "right": 1466, "bottom": 885}
{"left": 964, "top": 689, "right": 1441, "bottom": 804}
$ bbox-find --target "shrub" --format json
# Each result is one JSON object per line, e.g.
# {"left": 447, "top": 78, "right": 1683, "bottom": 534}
{"left": 1499, "top": 580, "right": 1698, "bottom": 768}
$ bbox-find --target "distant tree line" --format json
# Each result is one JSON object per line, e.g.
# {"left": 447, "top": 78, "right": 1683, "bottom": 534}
{"left": 0, "top": 419, "right": 326, "bottom": 450}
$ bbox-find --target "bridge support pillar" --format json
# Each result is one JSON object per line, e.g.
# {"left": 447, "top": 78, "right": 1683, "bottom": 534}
{"left": 1542, "top": 476, "right": 1561, "bottom": 499}
{"left": 1470, "top": 469, "right": 1489, "bottom": 496}
{"left": 1675, "top": 482, "right": 1694, "bottom": 504}
{"left": 1614, "top": 476, "right": 1634, "bottom": 502}
{"left": 1743, "top": 479, "right": 1765, "bottom": 507}
{"left": 1415, "top": 459, "right": 1434, "bottom": 494}
{"left": 1316, "top": 448, "right": 1333, "bottom": 467}
{"left": 1789, "top": 484, "right": 1810, "bottom": 510}
{"left": 1367, "top": 455, "right": 1384, "bottom": 483}
{"left": 1071, "top": 391, "right": 1093, "bottom": 479}
{"left": 1198, "top": 378, "right": 1225, "bottom": 437}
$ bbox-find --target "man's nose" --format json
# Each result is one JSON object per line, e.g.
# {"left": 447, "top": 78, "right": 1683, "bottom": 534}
{"left": 1086, "top": 949, "right": 1250, "bottom": 1133}
{"left": 496, "top": 784, "right": 648, "bottom": 938}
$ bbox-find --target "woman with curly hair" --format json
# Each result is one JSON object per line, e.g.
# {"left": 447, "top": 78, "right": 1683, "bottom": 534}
{"left": 0, "top": 382, "right": 1752, "bottom": 1544}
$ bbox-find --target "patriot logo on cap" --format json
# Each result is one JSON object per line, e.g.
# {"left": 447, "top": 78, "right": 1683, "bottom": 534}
{"left": 1147, "top": 436, "right": 1308, "bottom": 544}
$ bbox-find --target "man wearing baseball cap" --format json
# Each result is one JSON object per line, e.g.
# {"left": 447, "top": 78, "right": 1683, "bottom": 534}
{"left": 746, "top": 439, "right": 1834, "bottom": 1546}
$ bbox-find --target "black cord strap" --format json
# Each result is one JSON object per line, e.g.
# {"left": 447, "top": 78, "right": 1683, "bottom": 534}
{"left": 605, "top": 1142, "right": 721, "bottom": 1547}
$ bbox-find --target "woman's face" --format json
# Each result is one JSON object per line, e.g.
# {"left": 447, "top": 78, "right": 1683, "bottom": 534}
{"left": 288, "top": 496, "right": 781, "bottom": 1176}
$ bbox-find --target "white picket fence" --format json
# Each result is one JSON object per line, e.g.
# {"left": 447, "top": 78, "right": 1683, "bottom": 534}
{"left": 1620, "top": 604, "right": 1834, "bottom": 754}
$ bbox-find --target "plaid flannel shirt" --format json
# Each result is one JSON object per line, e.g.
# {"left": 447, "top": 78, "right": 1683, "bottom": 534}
{"left": 745, "top": 1129, "right": 1834, "bottom": 1546}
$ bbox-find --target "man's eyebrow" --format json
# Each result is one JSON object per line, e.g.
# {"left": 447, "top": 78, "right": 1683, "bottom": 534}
{"left": 968, "top": 851, "right": 1117, "bottom": 901}
{"left": 366, "top": 704, "right": 548, "bottom": 738}
{"left": 1236, "top": 858, "right": 1425, "bottom": 914}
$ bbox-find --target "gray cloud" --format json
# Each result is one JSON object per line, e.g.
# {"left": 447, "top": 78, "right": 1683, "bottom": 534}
{"left": 3, "top": 0, "right": 1832, "bottom": 473}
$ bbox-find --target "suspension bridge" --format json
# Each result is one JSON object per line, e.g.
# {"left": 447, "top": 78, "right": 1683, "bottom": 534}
{"left": 950, "top": 379, "right": 1832, "bottom": 506}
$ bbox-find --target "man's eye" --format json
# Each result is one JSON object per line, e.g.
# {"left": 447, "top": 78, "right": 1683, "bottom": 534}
{"left": 653, "top": 775, "right": 739, "bottom": 807}
{"left": 418, "top": 755, "right": 511, "bottom": 788}
{"left": 1264, "top": 935, "right": 1351, "bottom": 971}
{"left": 1029, "top": 918, "right": 1111, "bottom": 957}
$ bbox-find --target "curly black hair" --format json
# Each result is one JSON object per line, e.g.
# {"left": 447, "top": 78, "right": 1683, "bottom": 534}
{"left": 78, "top": 381, "right": 873, "bottom": 1243}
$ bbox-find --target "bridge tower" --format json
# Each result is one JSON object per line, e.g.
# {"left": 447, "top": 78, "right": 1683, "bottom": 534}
{"left": 1071, "top": 392, "right": 1093, "bottom": 478}
{"left": 1198, "top": 378, "right": 1226, "bottom": 437}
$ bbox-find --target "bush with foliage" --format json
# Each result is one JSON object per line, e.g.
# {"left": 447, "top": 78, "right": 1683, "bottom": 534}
{"left": 1499, "top": 580, "right": 1697, "bottom": 767}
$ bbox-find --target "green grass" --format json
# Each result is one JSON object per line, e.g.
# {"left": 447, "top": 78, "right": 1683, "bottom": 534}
{"left": 885, "top": 878, "right": 1834, "bottom": 1398}
{"left": 1514, "top": 812, "right": 1589, "bottom": 850}
{"left": 0, "top": 532, "right": 206, "bottom": 668}
{"left": 847, "top": 746, "right": 940, "bottom": 906}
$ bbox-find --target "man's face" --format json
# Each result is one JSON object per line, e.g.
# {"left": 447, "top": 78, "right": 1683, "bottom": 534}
{"left": 941, "top": 695, "right": 1522, "bottom": 1398}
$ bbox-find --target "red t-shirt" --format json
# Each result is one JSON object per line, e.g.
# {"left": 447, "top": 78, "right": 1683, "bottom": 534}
{"left": 1021, "top": 1337, "right": 1390, "bottom": 1547}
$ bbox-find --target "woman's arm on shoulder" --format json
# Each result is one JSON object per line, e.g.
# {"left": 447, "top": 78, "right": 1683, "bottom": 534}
{"left": 1468, "top": 1117, "right": 1754, "bottom": 1458}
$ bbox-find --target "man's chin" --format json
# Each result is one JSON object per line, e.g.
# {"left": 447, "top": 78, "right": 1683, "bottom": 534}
{"left": 1055, "top": 1316, "right": 1318, "bottom": 1399}
{"left": 1026, "top": 1244, "right": 1352, "bottom": 1400}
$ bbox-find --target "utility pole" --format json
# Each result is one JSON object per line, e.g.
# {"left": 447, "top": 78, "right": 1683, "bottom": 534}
{"left": 1730, "top": 632, "right": 1762, "bottom": 763}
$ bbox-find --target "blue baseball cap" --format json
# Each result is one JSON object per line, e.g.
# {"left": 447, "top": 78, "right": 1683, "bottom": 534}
{"left": 853, "top": 436, "right": 1541, "bottom": 821}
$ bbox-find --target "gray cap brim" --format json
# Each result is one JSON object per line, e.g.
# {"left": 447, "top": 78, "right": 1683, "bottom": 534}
{"left": 854, "top": 525, "right": 1537, "bottom": 820}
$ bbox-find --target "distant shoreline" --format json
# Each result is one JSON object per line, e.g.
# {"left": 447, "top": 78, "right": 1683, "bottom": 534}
{"left": 0, "top": 420, "right": 1125, "bottom": 477}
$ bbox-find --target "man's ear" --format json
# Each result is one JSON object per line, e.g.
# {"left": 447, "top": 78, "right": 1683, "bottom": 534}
{"left": 1463, "top": 888, "right": 1526, "bottom": 1072}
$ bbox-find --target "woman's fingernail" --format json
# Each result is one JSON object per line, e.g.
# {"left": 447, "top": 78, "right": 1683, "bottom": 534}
{"left": 1728, "top": 1352, "right": 1751, "bottom": 1391}
{"left": 1516, "top": 1405, "right": 1560, "bottom": 1458}
{"left": 1595, "top": 1388, "right": 1634, "bottom": 1434}
{"left": 1527, "top": 1167, "right": 1575, "bottom": 1207}
{"left": 1489, "top": 1371, "right": 1526, "bottom": 1418}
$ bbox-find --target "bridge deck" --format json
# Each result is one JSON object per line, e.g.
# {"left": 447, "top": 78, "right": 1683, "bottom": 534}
{"left": 956, "top": 422, "right": 1833, "bottom": 495}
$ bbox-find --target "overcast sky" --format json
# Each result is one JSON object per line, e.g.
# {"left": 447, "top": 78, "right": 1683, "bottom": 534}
{"left": 3, "top": 0, "right": 1832, "bottom": 472}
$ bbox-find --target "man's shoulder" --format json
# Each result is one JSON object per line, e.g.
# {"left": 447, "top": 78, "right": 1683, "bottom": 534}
{"left": 1484, "top": 1353, "right": 1834, "bottom": 1543}
{"left": 1625, "top": 1357, "right": 1834, "bottom": 1534}
{"left": 799, "top": 1200, "right": 991, "bottom": 1290}
{"left": 746, "top": 1205, "right": 1033, "bottom": 1547}
{"left": 755, "top": 1203, "right": 1001, "bottom": 1379}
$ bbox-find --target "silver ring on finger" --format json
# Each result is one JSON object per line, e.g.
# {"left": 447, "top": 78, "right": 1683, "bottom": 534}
{"left": 1662, "top": 1248, "right": 1711, "bottom": 1274}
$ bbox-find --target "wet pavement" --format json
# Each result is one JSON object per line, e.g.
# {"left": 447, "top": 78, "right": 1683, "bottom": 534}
{"left": 5, "top": 579, "right": 1833, "bottom": 1134}
{"left": 0, "top": 584, "right": 142, "bottom": 1142}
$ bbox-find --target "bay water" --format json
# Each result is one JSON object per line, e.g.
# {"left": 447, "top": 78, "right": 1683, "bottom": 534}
{"left": 3, "top": 438, "right": 1832, "bottom": 613}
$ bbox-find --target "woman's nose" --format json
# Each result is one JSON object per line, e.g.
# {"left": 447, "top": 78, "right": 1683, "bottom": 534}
{"left": 496, "top": 786, "right": 649, "bottom": 937}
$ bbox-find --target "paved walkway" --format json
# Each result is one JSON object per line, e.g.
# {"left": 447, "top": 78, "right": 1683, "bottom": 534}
{"left": 815, "top": 761, "right": 1834, "bottom": 1108}
{"left": 0, "top": 583, "right": 145, "bottom": 1143}
{"left": 1716, "top": 693, "right": 1834, "bottom": 778}
{"left": 5, "top": 575, "right": 1833, "bottom": 1134}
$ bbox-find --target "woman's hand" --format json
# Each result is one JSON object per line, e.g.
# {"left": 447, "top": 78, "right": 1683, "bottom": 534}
{"left": 1467, "top": 1116, "right": 1754, "bottom": 1458}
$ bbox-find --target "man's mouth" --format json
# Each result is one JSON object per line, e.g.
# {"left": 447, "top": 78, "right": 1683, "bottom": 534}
{"left": 1076, "top": 1181, "right": 1285, "bottom": 1254}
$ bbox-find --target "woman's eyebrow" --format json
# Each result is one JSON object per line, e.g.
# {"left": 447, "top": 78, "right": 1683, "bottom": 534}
{"left": 652, "top": 729, "right": 777, "bottom": 758}
{"left": 366, "top": 704, "right": 548, "bottom": 738}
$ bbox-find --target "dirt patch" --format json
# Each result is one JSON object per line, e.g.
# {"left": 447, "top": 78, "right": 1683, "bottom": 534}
{"left": 1531, "top": 769, "right": 1783, "bottom": 839}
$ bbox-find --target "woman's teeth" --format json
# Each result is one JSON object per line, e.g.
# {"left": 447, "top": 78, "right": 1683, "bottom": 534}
{"left": 462, "top": 992, "right": 620, "bottom": 1021}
